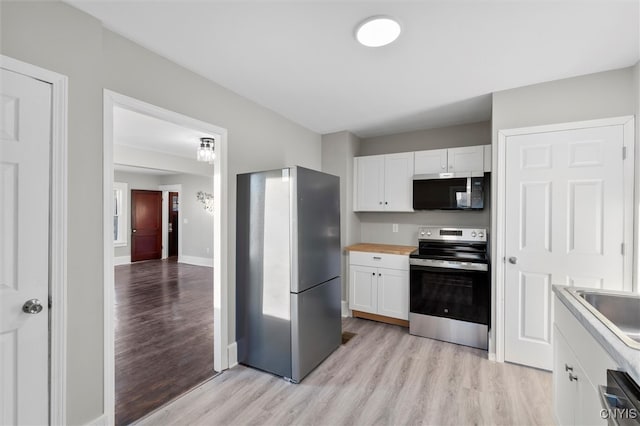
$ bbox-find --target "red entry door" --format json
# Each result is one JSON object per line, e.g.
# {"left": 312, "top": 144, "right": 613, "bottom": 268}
{"left": 131, "top": 190, "right": 163, "bottom": 262}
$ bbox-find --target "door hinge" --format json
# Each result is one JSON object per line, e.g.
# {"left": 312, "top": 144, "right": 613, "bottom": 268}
{"left": 623, "top": 146, "right": 627, "bottom": 160}
{"left": 621, "top": 243, "right": 625, "bottom": 255}
{"left": 48, "top": 296, "right": 52, "bottom": 309}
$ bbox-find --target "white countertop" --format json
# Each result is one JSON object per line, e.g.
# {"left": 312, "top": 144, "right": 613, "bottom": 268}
{"left": 553, "top": 285, "right": 640, "bottom": 385}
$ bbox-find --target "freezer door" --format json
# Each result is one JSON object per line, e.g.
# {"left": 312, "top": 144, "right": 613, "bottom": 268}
{"left": 291, "top": 277, "right": 342, "bottom": 383}
{"left": 236, "top": 169, "right": 292, "bottom": 378}
{"left": 291, "top": 167, "right": 341, "bottom": 293}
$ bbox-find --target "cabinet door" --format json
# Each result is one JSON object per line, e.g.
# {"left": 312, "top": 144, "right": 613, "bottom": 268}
{"left": 576, "top": 370, "right": 609, "bottom": 426}
{"left": 414, "top": 148, "right": 447, "bottom": 175}
{"left": 383, "top": 152, "right": 414, "bottom": 212}
{"left": 354, "top": 155, "right": 385, "bottom": 211}
{"left": 553, "top": 326, "right": 577, "bottom": 426}
{"left": 349, "top": 265, "right": 378, "bottom": 314}
{"left": 376, "top": 268, "right": 409, "bottom": 320}
{"left": 448, "top": 146, "right": 484, "bottom": 173}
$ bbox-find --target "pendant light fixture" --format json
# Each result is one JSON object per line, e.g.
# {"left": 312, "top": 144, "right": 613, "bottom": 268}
{"left": 197, "top": 137, "right": 215, "bottom": 164}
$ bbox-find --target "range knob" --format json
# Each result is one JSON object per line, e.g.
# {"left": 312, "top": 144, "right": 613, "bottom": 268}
{"left": 478, "top": 232, "right": 484, "bottom": 238}
{"left": 420, "top": 231, "right": 425, "bottom": 236}
{"left": 426, "top": 231, "right": 432, "bottom": 236}
{"left": 471, "top": 231, "right": 477, "bottom": 238}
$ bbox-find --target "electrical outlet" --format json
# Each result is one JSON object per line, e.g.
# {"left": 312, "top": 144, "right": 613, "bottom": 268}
{"left": 392, "top": 224, "right": 398, "bottom": 233}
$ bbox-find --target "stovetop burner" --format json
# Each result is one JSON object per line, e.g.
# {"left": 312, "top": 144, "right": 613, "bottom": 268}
{"left": 412, "top": 226, "right": 489, "bottom": 264}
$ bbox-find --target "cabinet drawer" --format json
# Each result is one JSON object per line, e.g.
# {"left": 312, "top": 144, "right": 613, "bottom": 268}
{"left": 349, "top": 251, "right": 408, "bottom": 270}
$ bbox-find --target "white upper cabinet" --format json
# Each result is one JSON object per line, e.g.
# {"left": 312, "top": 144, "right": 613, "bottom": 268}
{"left": 354, "top": 152, "right": 414, "bottom": 212}
{"left": 415, "top": 145, "right": 487, "bottom": 175}
{"left": 384, "top": 153, "right": 414, "bottom": 211}
{"left": 414, "top": 148, "right": 447, "bottom": 174}
{"left": 355, "top": 154, "right": 385, "bottom": 211}
{"left": 448, "top": 146, "right": 484, "bottom": 173}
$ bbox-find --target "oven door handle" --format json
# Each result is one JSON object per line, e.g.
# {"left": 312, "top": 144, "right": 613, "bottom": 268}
{"left": 410, "top": 258, "right": 488, "bottom": 272}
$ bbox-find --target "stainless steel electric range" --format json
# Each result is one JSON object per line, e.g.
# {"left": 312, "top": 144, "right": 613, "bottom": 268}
{"left": 409, "top": 226, "right": 490, "bottom": 350}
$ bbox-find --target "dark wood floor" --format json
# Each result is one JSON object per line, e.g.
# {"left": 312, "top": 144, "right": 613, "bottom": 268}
{"left": 114, "top": 258, "right": 215, "bottom": 425}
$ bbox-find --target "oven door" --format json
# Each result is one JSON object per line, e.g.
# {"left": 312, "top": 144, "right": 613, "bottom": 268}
{"left": 409, "top": 260, "right": 490, "bottom": 325}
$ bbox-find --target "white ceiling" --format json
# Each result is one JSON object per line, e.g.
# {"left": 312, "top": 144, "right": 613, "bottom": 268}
{"left": 113, "top": 106, "right": 215, "bottom": 159}
{"left": 70, "top": 1, "right": 639, "bottom": 138}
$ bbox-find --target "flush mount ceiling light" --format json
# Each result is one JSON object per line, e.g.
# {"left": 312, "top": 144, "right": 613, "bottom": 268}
{"left": 197, "top": 137, "right": 215, "bottom": 164}
{"left": 355, "top": 16, "right": 401, "bottom": 47}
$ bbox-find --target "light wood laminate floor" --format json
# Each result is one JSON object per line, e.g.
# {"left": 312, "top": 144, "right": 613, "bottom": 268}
{"left": 140, "top": 317, "right": 552, "bottom": 425}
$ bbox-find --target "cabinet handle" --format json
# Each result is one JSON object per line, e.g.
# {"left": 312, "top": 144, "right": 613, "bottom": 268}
{"left": 372, "top": 272, "right": 375, "bottom": 276}
{"left": 378, "top": 273, "right": 382, "bottom": 277}
{"left": 568, "top": 373, "right": 578, "bottom": 382}
{"left": 384, "top": 201, "right": 388, "bottom": 205}
{"left": 373, "top": 256, "right": 382, "bottom": 260}
{"left": 379, "top": 201, "right": 383, "bottom": 205}
{"left": 565, "top": 364, "right": 573, "bottom": 372}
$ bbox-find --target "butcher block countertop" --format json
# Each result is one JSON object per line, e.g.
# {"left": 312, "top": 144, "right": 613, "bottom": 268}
{"left": 345, "top": 243, "right": 416, "bottom": 256}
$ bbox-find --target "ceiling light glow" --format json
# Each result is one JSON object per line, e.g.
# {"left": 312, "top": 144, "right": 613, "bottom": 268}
{"left": 356, "top": 16, "right": 401, "bottom": 47}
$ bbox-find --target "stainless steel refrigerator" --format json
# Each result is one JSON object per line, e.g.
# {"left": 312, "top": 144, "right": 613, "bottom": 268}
{"left": 236, "top": 166, "right": 341, "bottom": 383}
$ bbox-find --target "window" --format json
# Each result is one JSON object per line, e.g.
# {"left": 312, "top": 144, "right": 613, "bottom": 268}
{"left": 113, "top": 182, "right": 128, "bottom": 247}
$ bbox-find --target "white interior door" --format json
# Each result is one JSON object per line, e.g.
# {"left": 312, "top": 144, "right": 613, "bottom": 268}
{"left": 0, "top": 68, "right": 51, "bottom": 425}
{"left": 504, "top": 125, "right": 627, "bottom": 370}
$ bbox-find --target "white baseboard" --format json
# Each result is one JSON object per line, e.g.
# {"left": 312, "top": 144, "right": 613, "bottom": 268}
{"left": 488, "top": 352, "right": 497, "bottom": 362}
{"left": 113, "top": 256, "right": 130, "bottom": 266}
{"left": 341, "top": 300, "right": 350, "bottom": 317}
{"left": 84, "top": 413, "right": 107, "bottom": 426}
{"left": 179, "top": 255, "right": 213, "bottom": 267}
{"left": 228, "top": 341, "right": 238, "bottom": 368}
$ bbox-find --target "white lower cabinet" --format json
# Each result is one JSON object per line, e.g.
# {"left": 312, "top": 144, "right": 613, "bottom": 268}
{"left": 553, "top": 296, "right": 617, "bottom": 426}
{"left": 350, "top": 265, "right": 378, "bottom": 313}
{"left": 349, "top": 252, "right": 409, "bottom": 321}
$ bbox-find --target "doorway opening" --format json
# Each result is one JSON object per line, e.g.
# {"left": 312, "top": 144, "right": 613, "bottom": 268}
{"left": 103, "top": 91, "right": 229, "bottom": 425}
{"left": 168, "top": 191, "right": 179, "bottom": 257}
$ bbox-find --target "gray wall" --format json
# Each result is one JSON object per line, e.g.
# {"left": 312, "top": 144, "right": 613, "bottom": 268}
{"left": 112, "top": 171, "right": 215, "bottom": 261}
{"left": 492, "top": 67, "right": 635, "bottom": 137}
{"left": 490, "top": 66, "right": 637, "bottom": 356}
{"left": 359, "top": 121, "right": 491, "bottom": 156}
{"left": 321, "top": 131, "right": 361, "bottom": 301}
{"left": 357, "top": 121, "right": 492, "bottom": 245}
{"left": 159, "top": 173, "right": 215, "bottom": 259}
{"left": 1, "top": 1, "right": 321, "bottom": 423}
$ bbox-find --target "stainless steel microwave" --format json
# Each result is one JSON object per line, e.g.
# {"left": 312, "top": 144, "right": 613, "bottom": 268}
{"left": 413, "top": 174, "right": 485, "bottom": 210}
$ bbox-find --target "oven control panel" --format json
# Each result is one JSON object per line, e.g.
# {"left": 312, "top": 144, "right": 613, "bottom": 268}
{"left": 418, "top": 226, "right": 487, "bottom": 242}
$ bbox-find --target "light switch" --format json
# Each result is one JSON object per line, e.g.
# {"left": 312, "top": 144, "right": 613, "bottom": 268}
{"left": 183, "top": 218, "right": 189, "bottom": 224}
{"left": 392, "top": 224, "right": 398, "bottom": 233}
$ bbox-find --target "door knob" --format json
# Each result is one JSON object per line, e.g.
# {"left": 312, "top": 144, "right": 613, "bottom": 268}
{"left": 508, "top": 257, "right": 517, "bottom": 264}
{"left": 132, "top": 229, "right": 137, "bottom": 233}
{"left": 22, "top": 299, "right": 43, "bottom": 314}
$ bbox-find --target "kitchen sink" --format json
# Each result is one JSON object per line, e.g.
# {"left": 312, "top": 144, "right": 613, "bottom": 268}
{"left": 569, "top": 288, "right": 640, "bottom": 349}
